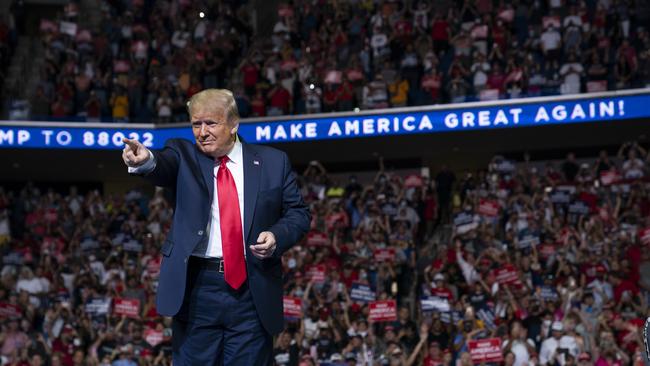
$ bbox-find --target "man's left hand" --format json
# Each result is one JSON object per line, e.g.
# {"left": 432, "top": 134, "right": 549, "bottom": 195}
{"left": 250, "top": 231, "right": 276, "bottom": 259}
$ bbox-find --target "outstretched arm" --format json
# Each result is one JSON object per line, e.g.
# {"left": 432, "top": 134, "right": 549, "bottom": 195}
{"left": 123, "top": 138, "right": 180, "bottom": 188}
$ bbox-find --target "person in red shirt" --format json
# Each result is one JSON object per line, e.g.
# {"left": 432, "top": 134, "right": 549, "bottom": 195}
{"left": 51, "top": 325, "right": 75, "bottom": 366}
{"left": 423, "top": 341, "right": 445, "bottom": 366}
{"left": 239, "top": 58, "right": 260, "bottom": 97}
{"left": 431, "top": 12, "right": 450, "bottom": 53}
{"left": 85, "top": 91, "right": 102, "bottom": 122}
{"left": 267, "top": 83, "right": 292, "bottom": 115}
{"left": 322, "top": 83, "right": 338, "bottom": 112}
{"left": 430, "top": 273, "right": 454, "bottom": 301}
{"left": 610, "top": 272, "right": 639, "bottom": 303}
{"left": 250, "top": 89, "right": 266, "bottom": 117}
{"left": 340, "top": 263, "right": 359, "bottom": 289}
{"left": 336, "top": 76, "right": 355, "bottom": 111}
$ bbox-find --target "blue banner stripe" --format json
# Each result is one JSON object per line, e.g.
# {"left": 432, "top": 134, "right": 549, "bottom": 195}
{"left": 0, "top": 93, "right": 648, "bottom": 149}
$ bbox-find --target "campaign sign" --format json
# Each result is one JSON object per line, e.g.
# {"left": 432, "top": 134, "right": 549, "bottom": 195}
{"left": 550, "top": 191, "right": 571, "bottom": 204}
{"left": 600, "top": 170, "right": 621, "bottom": 185}
{"left": 369, "top": 300, "right": 397, "bottom": 322}
{"left": 2, "top": 252, "right": 23, "bottom": 265}
{"left": 113, "top": 298, "right": 140, "bottom": 318}
{"left": 469, "top": 338, "right": 503, "bottom": 364}
{"left": 494, "top": 264, "right": 519, "bottom": 285}
{"left": 350, "top": 283, "right": 376, "bottom": 303}
{"left": 476, "top": 308, "right": 496, "bottom": 330}
{"left": 306, "top": 231, "right": 329, "bottom": 246}
{"left": 539, "top": 286, "right": 559, "bottom": 301}
{"left": 123, "top": 239, "right": 143, "bottom": 252}
{"left": 374, "top": 248, "right": 396, "bottom": 262}
{"left": 568, "top": 202, "right": 590, "bottom": 215}
{"left": 440, "top": 311, "right": 461, "bottom": 324}
{"left": 538, "top": 243, "right": 556, "bottom": 258}
{"left": 454, "top": 212, "right": 478, "bottom": 234}
{"left": 85, "top": 298, "right": 111, "bottom": 315}
{"left": 404, "top": 174, "right": 424, "bottom": 188}
{"left": 420, "top": 296, "right": 450, "bottom": 313}
{"left": 306, "top": 265, "right": 326, "bottom": 283}
{"left": 80, "top": 238, "right": 99, "bottom": 251}
{"left": 0, "top": 303, "right": 21, "bottom": 319}
{"left": 478, "top": 199, "right": 499, "bottom": 217}
{"left": 518, "top": 234, "right": 540, "bottom": 249}
{"left": 283, "top": 297, "right": 302, "bottom": 321}
{"left": 144, "top": 328, "right": 163, "bottom": 347}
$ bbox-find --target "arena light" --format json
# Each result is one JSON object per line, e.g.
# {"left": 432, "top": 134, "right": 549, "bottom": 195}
{"left": 199, "top": 11, "right": 205, "bottom": 18}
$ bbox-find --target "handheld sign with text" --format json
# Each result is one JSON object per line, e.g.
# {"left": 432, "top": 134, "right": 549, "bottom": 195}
{"left": 600, "top": 170, "right": 621, "bottom": 186}
{"left": 374, "top": 248, "right": 396, "bottom": 263}
{"left": 306, "top": 231, "right": 329, "bottom": 247}
{"left": 469, "top": 338, "right": 503, "bottom": 364}
{"left": 420, "top": 296, "right": 450, "bottom": 313}
{"left": 85, "top": 298, "right": 111, "bottom": 315}
{"left": 0, "top": 302, "right": 22, "bottom": 319}
{"left": 478, "top": 199, "right": 500, "bottom": 217}
{"left": 283, "top": 297, "right": 302, "bottom": 321}
{"left": 113, "top": 298, "right": 140, "bottom": 318}
{"left": 494, "top": 264, "right": 519, "bottom": 285}
{"left": 369, "top": 300, "right": 397, "bottom": 322}
{"left": 144, "top": 328, "right": 163, "bottom": 347}
{"left": 568, "top": 202, "right": 590, "bottom": 216}
{"left": 404, "top": 174, "right": 424, "bottom": 188}
{"left": 454, "top": 212, "right": 478, "bottom": 234}
{"left": 306, "top": 265, "right": 326, "bottom": 283}
{"left": 517, "top": 234, "right": 540, "bottom": 249}
{"left": 350, "top": 283, "right": 376, "bottom": 303}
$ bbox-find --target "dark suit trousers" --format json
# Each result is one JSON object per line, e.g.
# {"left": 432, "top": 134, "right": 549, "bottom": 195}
{"left": 172, "top": 257, "right": 272, "bottom": 365}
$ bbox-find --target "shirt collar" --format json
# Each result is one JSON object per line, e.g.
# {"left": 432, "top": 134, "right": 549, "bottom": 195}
{"left": 221, "top": 135, "right": 242, "bottom": 165}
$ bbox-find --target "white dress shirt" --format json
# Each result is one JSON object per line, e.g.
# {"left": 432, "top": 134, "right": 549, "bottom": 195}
{"left": 128, "top": 138, "right": 246, "bottom": 258}
{"left": 205, "top": 139, "right": 245, "bottom": 257}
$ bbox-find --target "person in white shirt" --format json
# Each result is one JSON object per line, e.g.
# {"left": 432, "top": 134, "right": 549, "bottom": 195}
{"left": 559, "top": 53, "right": 584, "bottom": 94}
{"left": 502, "top": 321, "right": 537, "bottom": 366}
{"left": 471, "top": 53, "right": 491, "bottom": 91}
{"left": 15, "top": 267, "right": 49, "bottom": 307}
{"left": 541, "top": 26, "right": 562, "bottom": 67}
{"left": 540, "top": 321, "right": 564, "bottom": 365}
{"left": 455, "top": 241, "right": 480, "bottom": 285}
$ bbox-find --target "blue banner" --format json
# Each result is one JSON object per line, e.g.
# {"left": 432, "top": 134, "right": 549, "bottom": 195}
{"left": 0, "top": 92, "right": 648, "bottom": 149}
{"left": 242, "top": 94, "right": 646, "bottom": 143}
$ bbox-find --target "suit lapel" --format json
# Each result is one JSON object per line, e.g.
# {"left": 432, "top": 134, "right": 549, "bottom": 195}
{"left": 242, "top": 142, "right": 260, "bottom": 243}
{"left": 196, "top": 147, "right": 215, "bottom": 201}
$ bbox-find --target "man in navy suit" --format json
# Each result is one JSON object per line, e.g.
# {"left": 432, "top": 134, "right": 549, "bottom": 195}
{"left": 121, "top": 89, "right": 310, "bottom": 365}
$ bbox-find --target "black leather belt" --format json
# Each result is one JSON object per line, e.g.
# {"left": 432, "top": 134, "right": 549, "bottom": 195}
{"left": 190, "top": 256, "right": 225, "bottom": 273}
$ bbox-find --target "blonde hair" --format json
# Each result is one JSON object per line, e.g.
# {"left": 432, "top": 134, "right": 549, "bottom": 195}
{"left": 186, "top": 89, "right": 240, "bottom": 124}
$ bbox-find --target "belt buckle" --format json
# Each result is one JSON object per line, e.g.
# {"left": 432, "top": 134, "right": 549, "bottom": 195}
{"left": 218, "top": 260, "right": 224, "bottom": 273}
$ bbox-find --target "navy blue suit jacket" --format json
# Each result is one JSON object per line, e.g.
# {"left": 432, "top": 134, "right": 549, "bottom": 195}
{"left": 134, "top": 138, "right": 310, "bottom": 335}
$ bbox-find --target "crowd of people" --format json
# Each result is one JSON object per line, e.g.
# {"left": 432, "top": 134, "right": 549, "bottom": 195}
{"left": 0, "top": 140, "right": 649, "bottom": 366}
{"left": 0, "top": 1, "right": 20, "bottom": 108}
{"left": 24, "top": 0, "right": 650, "bottom": 122}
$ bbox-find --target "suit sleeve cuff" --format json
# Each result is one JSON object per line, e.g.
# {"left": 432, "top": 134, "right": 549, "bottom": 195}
{"left": 127, "top": 150, "right": 156, "bottom": 174}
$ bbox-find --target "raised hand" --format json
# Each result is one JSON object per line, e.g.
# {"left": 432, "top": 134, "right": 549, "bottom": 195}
{"left": 122, "top": 138, "right": 150, "bottom": 167}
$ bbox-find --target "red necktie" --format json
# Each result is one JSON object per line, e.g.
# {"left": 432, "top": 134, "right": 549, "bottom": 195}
{"left": 217, "top": 156, "right": 246, "bottom": 289}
